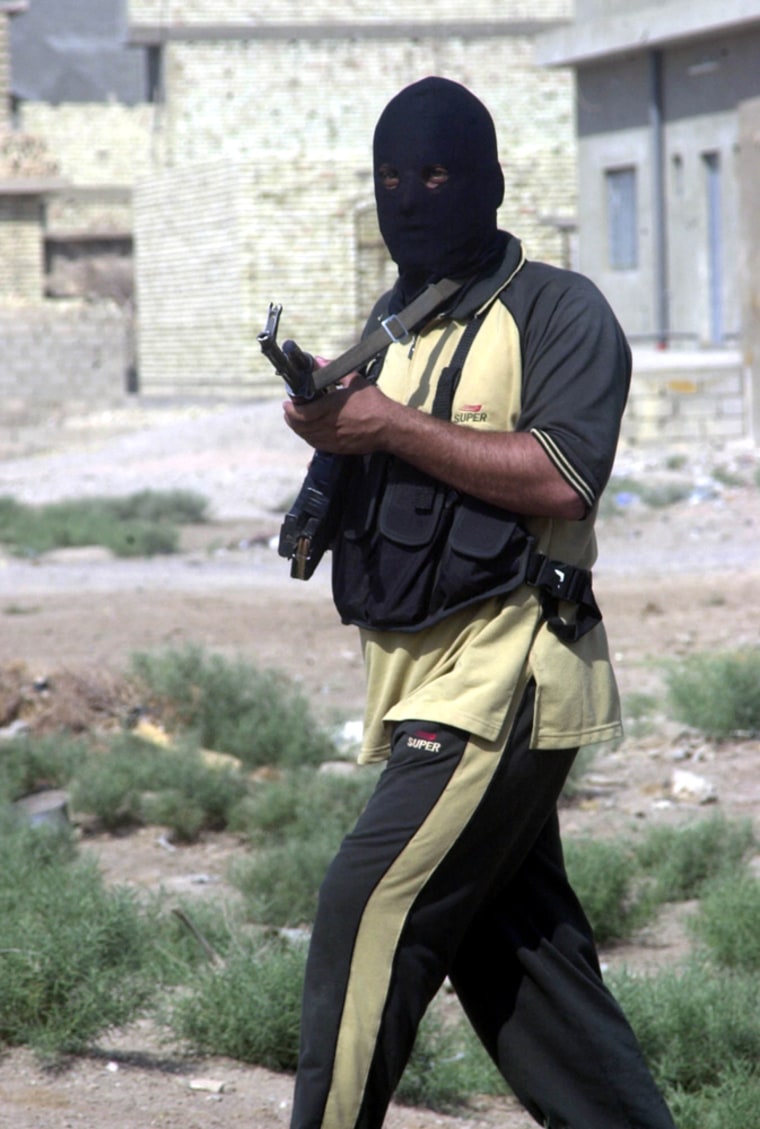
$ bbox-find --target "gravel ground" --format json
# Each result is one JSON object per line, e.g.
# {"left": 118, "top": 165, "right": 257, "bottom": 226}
{"left": 1, "top": 397, "right": 759, "bottom": 1129}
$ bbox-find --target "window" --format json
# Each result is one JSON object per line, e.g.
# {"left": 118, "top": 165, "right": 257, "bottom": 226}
{"left": 146, "top": 45, "right": 164, "bottom": 104}
{"left": 606, "top": 167, "right": 638, "bottom": 270}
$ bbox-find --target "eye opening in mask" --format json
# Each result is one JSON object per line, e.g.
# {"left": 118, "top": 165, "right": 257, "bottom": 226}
{"left": 377, "top": 163, "right": 450, "bottom": 191}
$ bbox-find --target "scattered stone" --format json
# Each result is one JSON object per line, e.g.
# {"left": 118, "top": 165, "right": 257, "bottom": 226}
{"left": 132, "top": 718, "right": 170, "bottom": 746}
{"left": 200, "top": 748, "right": 244, "bottom": 773}
{"left": 0, "top": 718, "right": 30, "bottom": 740}
{"left": 189, "top": 1078, "right": 228, "bottom": 1094}
{"left": 318, "top": 760, "right": 359, "bottom": 777}
{"left": 13, "top": 789, "right": 70, "bottom": 830}
{"left": 670, "top": 768, "right": 717, "bottom": 805}
{"left": 278, "top": 926, "right": 311, "bottom": 946}
{"left": 332, "top": 718, "right": 364, "bottom": 755}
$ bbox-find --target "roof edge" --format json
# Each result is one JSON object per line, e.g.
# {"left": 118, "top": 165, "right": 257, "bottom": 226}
{"left": 535, "top": 0, "right": 760, "bottom": 67}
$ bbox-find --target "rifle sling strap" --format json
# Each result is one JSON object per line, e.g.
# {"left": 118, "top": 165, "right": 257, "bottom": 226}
{"left": 312, "top": 277, "right": 463, "bottom": 393}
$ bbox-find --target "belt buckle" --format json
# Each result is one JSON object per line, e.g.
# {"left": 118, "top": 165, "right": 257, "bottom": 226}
{"left": 381, "top": 314, "right": 411, "bottom": 345}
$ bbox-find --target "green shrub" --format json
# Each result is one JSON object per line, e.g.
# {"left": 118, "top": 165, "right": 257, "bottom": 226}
{"left": 130, "top": 645, "right": 337, "bottom": 767}
{"left": 108, "top": 489, "right": 208, "bottom": 525}
{"left": 691, "top": 871, "right": 760, "bottom": 970}
{"left": 230, "top": 766, "right": 377, "bottom": 844}
{"left": 599, "top": 476, "right": 692, "bottom": 516}
{"left": 666, "top": 649, "right": 760, "bottom": 738}
{"left": 69, "top": 732, "right": 249, "bottom": 839}
{"left": 229, "top": 767, "right": 377, "bottom": 926}
{"left": 231, "top": 829, "right": 343, "bottom": 927}
{"left": 0, "top": 732, "right": 90, "bottom": 805}
{"left": 564, "top": 837, "right": 646, "bottom": 944}
{"left": 171, "top": 934, "right": 503, "bottom": 1109}
{"left": 0, "top": 813, "right": 155, "bottom": 1057}
{"left": 669, "top": 1065, "right": 760, "bottom": 1129}
{"left": 622, "top": 691, "right": 659, "bottom": 739}
{"left": 396, "top": 1004, "right": 505, "bottom": 1112}
{"left": 611, "top": 963, "right": 760, "bottom": 1099}
{"left": 0, "top": 490, "right": 208, "bottom": 558}
{"left": 635, "top": 814, "right": 755, "bottom": 903}
{"left": 170, "top": 936, "right": 306, "bottom": 1070}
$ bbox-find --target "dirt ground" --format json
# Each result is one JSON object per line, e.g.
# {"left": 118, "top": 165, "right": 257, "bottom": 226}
{"left": 1, "top": 399, "right": 759, "bottom": 1129}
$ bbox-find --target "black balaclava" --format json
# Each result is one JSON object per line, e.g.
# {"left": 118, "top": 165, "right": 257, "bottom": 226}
{"left": 373, "top": 76, "right": 506, "bottom": 302}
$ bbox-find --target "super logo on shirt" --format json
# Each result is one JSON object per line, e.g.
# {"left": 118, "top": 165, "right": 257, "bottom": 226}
{"left": 453, "top": 403, "right": 488, "bottom": 423}
{"left": 405, "top": 729, "right": 443, "bottom": 753}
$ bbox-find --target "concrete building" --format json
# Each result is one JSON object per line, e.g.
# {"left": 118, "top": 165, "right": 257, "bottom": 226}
{"left": 537, "top": 0, "right": 760, "bottom": 444}
{"left": 126, "top": 0, "right": 576, "bottom": 399}
{"left": 1, "top": 0, "right": 577, "bottom": 406}
{"left": 1, "top": 0, "right": 155, "bottom": 415}
{"left": 3, "top": 0, "right": 758, "bottom": 446}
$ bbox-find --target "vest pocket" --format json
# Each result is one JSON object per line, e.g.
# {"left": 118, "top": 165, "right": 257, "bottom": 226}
{"left": 432, "top": 495, "right": 532, "bottom": 612}
{"left": 378, "top": 461, "right": 450, "bottom": 547}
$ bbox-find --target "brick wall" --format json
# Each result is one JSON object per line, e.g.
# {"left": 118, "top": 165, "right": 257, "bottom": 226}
{"left": 1, "top": 3, "right": 579, "bottom": 406}
{"left": 624, "top": 352, "right": 748, "bottom": 446}
{"left": 0, "top": 196, "right": 43, "bottom": 300}
{"left": 20, "top": 103, "right": 154, "bottom": 234}
{"left": 0, "top": 302, "right": 130, "bottom": 418}
{"left": 134, "top": 23, "right": 577, "bottom": 397}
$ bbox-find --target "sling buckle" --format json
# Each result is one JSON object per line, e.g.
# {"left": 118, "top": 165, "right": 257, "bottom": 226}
{"left": 381, "top": 313, "right": 411, "bottom": 345}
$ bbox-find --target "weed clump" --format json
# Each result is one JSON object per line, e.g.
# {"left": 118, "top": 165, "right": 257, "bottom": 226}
{"left": 0, "top": 814, "right": 155, "bottom": 1057}
{"left": 0, "top": 489, "right": 208, "bottom": 558}
{"left": 130, "top": 645, "right": 336, "bottom": 768}
{"left": 170, "top": 936, "right": 306, "bottom": 1071}
{"left": 666, "top": 649, "right": 760, "bottom": 739}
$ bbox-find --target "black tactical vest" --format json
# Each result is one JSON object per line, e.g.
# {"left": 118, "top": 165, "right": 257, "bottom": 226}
{"left": 330, "top": 312, "right": 602, "bottom": 642}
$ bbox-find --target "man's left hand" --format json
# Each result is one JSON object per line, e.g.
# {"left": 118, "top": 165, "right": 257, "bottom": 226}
{"left": 283, "top": 370, "right": 391, "bottom": 454}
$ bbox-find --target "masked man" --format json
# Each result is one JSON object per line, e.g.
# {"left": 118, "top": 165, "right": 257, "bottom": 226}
{"left": 283, "top": 77, "right": 676, "bottom": 1129}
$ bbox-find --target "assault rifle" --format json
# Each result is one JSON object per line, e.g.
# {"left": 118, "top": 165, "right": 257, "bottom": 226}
{"left": 257, "top": 278, "right": 463, "bottom": 580}
{"left": 257, "top": 303, "right": 344, "bottom": 580}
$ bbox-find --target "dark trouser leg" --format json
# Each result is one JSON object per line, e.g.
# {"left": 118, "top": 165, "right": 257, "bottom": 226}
{"left": 450, "top": 815, "right": 677, "bottom": 1129}
{"left": 290, "top": 681, "right": 576, "bottom": 1129}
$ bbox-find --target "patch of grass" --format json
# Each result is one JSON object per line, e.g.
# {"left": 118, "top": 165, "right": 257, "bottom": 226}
{"left": 690, "top": 871, "right": 760, "bottom": 971}
{"left": 170, "top": 935, "right": 306, "bottom": 1071}
{"left": 232, "top": 827, "right": 344, "bottom": 927}
{"left": 612, "top": 963, "right": 760, "bottom": 1104}
{"left": 229, "top": 766, "right": 377, "bottom": 844}
{"left": 69, "top": 731, "right": 249, "bottom": 840}
{"left": 130, "top": 645, "right": 337, "bottom": 768}
{"left": 622, "top": 690, "right": 659, "bottom": 739}
{"left": 563, "top": 816, "right": 755, "bottom": 944}
{"left": 665, "top": 649, "right": 760, "bottom": 738}
{"left": 0, "top": 813, "right": 157, "bottom": 1058}
{"left": 230, "top": 767, "right": 378, "bottom": 927}
{"left": 396, "top": 1002, "right": 505, "bottom": 1112}
{"left": 669, "top": 1065, "right": 760, "bottom": 1129}
{"left": 171, "top": 933, "right": 504, "bottom": 1111}
{"left": 0, "top": 732, "right": 90, "bottom": 805}
{"left": 634, "top": 814, "right": 755, "bottom": 903}
{"left": 599, "top": 475, "right": 692, "bottom": 517}
{"left": 0, "top": 490, "right": 208, "bottom": 558}
{"left": 564, "top": 837, "right": 648, "bottom": 944}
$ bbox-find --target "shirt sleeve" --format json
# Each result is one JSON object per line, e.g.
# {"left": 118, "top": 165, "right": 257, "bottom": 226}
{"left": 505, "top": 263, "right": 631, "bottom": 510}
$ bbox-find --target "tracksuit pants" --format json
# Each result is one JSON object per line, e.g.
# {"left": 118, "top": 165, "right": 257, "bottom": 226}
{"left": 290, "top": 682, "right": 676, "bottom": 1129}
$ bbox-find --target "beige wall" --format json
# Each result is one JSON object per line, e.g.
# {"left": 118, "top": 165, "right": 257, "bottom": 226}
{"left": 0, "top": 195, "right": 42, "bottom": 300}
{"left": 3, "top": 1, "right": 580, "bottom": 405}
{"left": 133, "top": 22, "right": 577, "bottom": 395}
{"left": 129, "top": 0, "right": 571, "bottom": 22}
